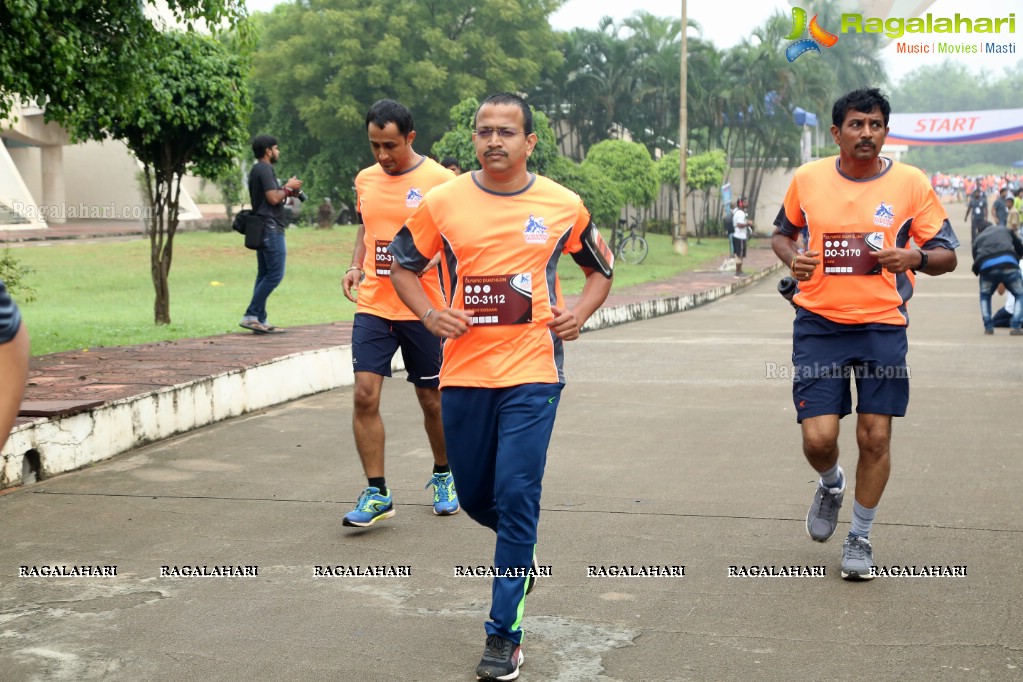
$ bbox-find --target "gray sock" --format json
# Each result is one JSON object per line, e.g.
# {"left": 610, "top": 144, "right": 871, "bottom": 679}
{"left": 849, "top": 500, "right": 877, "bottom": 538}
{"left": 820, "top": 463, "right": 843, "bottom": 489}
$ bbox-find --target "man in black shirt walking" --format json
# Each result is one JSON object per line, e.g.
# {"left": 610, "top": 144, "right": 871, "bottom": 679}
{"left": 240, "top": 134, "right": 302, "bottom": 334}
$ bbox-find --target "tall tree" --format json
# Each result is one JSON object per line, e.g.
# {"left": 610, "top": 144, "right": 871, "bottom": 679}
{"left": 0, "top": 1, "right": 246, "bottom": 132}
{"left": 621, "top": 12, "right": 683, "bottom": 153}
{"left": 432, "top": 98, "right": 482, "bottom": 173}
{"left": 685, "top": 149, "right": 727, "bottom": 241}
{"left": 583, "top": 139, "right": 658, "bottom": 226}
{"left": 535, "top": 20, "right": 644, "bottom": 160}
{"left": 718, "top": 12, "right": 829, "bottom": 212}
{"left": 109, "top": 32, "right": 250, "bottom": 324}
{"left": 802, "top": 0, "right": 887, "bottom": 101}
{"left": 546, "top": 157, "right": 622, "bottom": 230}
{"left": 249, "top": 0, "right": 563, "bottom": 205}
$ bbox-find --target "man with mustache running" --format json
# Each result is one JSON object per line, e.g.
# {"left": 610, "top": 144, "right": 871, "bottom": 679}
{"left": 770, "top": 88, "right": 959, "bottom": 580}
{"left": 389, "top": 92, "right": 613, "bottom": 681}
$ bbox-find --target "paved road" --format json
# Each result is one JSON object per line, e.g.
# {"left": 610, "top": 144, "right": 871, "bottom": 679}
{"left": 2, "top": 256, "right": 1021, "bottom": 680}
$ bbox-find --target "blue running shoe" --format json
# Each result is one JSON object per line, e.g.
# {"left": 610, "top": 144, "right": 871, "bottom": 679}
{"left": 342, "top": 487, "right": 395, "bottom": 527}
{"left": 426, "top": 471, "right": 460, "bottom": 515}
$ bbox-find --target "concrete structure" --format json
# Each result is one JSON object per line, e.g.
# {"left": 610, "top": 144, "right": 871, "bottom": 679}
{"left": 1, "top": 102, "right": 204, "bottom": 231}
{"left": 1, "top": 0, "right": 211, "bottom": 231}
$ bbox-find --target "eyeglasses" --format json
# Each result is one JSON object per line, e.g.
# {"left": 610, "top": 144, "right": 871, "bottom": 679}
{"left": 473, "top": 127, "right": 523, "bottom": 139}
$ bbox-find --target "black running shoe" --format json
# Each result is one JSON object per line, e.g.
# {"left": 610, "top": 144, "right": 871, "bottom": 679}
{"left": 476, "top": 634, "right": 523, "bottom": 681}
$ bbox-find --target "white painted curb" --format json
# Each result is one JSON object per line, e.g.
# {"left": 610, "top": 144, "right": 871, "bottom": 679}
{"left": 0, "top": 264, "right": 782, "bottom": 489}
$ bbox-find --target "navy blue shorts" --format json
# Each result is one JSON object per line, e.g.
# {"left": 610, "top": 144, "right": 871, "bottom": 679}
{"left": 791, "top": 308, "right": 909, "bottom": 422}
{"left": 351, "top": 312, "right": 441, "bottom": 387}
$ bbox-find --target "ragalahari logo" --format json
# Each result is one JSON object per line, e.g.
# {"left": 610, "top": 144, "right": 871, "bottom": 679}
{"left": 784, "top": 7, "right": 839, "bottom": 62}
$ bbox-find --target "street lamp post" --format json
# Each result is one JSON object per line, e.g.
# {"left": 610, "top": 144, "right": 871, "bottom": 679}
{"left": 673, "top": 0, "right": 689, "bottom": 255}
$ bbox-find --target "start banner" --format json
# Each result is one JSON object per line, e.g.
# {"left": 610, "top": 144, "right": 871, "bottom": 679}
{"left": 886, "top": 108, "right": 1023, "bottom": 145}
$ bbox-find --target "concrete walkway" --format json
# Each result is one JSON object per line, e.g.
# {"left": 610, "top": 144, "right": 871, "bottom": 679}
{"left": 1, "top": 217, "right": 1020, "bottom": 680}
{"left": 1, "top": 235, "right": 780, "bottom": 489}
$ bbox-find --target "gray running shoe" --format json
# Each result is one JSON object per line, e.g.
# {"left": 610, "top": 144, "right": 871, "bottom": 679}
{"left": 806, "top": 473, "right": 846, "bottom": 542}
{"left": 841, "top": 535, "right": 875, "bottom": 580}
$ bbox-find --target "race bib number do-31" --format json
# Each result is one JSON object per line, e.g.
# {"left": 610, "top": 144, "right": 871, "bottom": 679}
{"left": 375, "top": 239, "right": 392, "bottom": 277}
{"left": 822, "top": 232, "right": 883, "bottom": 275}
{"left": 463, "top": 274, "right": 532, "bottom": 326}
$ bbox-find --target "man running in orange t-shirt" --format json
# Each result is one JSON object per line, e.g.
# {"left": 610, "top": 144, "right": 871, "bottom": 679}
{"left": 390, "top": 93, "right": 613, "bottom": 682}
{"left": 772, "top": 88, "right": 959, "bottom": 581}
{"left": 340, "top": 100, "right": 457, "bottom": 528}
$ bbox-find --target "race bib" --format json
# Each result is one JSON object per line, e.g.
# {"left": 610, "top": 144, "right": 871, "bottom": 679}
{"left": 463, "top": 274, "right": 532, "bottom": 326}
{"left": 822, "top": 233, "right": 884, "bottom": 275}
{"left": 374, "top": 240, "right": 392, "bottom": 277}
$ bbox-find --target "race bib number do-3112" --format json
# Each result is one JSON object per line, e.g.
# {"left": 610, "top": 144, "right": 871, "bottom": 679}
{"left": 463, "top": 274, "right": 532, "bottom": 326}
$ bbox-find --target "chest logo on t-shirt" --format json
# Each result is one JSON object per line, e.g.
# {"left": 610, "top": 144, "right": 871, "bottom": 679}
{"left": 524, "top": 214, "right": 549, "bottom": 244}
{"left": 406, "top": 187, "right": 424, "bottom": 208}
{"left": 873, "top": 202, "right": 895, "bottom": 228}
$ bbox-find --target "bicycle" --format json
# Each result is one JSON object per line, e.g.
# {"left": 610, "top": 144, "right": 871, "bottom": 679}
{"left": 612, "top": 217, "right": 649, "bottom": 265}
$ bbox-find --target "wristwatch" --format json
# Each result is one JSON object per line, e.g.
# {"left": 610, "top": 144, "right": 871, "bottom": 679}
{"left": 915, "top": 251, "right": 928, "bottom": 272}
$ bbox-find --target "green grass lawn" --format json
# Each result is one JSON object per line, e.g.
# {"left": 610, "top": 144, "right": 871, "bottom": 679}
{"left": 9, "top": 226, "right": 732, "bottom": 356}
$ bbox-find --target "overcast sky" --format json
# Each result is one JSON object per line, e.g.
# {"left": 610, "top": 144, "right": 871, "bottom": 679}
{"left": 243, "top": 0, "right": 1022, "bottom": 97}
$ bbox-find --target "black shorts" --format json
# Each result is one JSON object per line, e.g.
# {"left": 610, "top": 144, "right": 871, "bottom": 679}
{"left": 791, "top": 308, "right": 909, "bottom": 422}
{"left": 351, "top": 313, "right": 441, "bottom": 387}
{"left": 731, "top": 236, "right": 748, "bottom": 259}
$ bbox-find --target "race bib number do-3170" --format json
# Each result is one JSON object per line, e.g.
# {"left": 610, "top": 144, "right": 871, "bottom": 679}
{"left": 822, "top": 232, "right": 883, "bottom": 275}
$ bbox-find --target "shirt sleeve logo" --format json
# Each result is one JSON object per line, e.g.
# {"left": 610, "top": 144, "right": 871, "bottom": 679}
{"left": 523, "top": 214, "right": 549, "bottom": 243}
{"left": 405, "top": 188, "right": 424, "bottom": 208}
{"left": 873, "top": 202, "right": 895, "bottom": 228}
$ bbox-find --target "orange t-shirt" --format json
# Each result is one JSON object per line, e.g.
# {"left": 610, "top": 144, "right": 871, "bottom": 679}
{"left": 776, "top": 157, "right": 959, "bottom": 325}
{"left": 353, "top": 157, "right": 453, "bottom": 320}
{"left": 393, "top": 172, "right": 595, "bottom": 388}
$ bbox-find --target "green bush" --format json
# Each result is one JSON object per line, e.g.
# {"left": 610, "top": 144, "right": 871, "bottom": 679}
{"left": 0, "top": 249, "right": 37, "bottom": 303}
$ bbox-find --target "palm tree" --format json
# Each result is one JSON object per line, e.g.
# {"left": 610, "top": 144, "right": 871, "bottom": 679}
{"left": 802, "top": 0, "right": 888, "bottom": 99}
{"left": 621, "top": 11, "right": 683, "bottom": 153}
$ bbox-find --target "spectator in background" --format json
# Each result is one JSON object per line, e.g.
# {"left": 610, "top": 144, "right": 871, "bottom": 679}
{"left": 965, "top": 188, "right": 988, "bottom": 241}
{"left": 731, "top": 197, "right": 753, "bottom": 277}
{"left": 1007, "top": 196, "right": 1020, "bottom": 235}
{"left": 972, "top": 220, "right": 1023, "bottom": 335}
{"left": 0, "top": 280, "right": 29, "bottom": 453}
{"left": 240, "top": 134, "right": 302, "bottom": 334}
{"left": 993, "top": 187, "right": 1010, "bottom": 226}
{"left": 317, "top": 197, "right": 334, "bottom": 229}
{"left": 440, "top": 156, "right": 462, "bottom": 175}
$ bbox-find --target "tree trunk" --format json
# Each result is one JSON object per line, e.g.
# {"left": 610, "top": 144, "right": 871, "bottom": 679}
{"left": 148, "top": 155, "right": 183, "bottom": 325}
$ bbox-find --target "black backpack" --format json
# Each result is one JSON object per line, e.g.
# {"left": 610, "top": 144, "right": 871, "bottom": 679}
{"left": 723, "top": 208, "right": 734, "bottom": 235}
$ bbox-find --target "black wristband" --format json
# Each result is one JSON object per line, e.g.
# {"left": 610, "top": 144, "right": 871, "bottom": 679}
{"left": 915, "top": 250, "right": 928, "bottom": 272}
